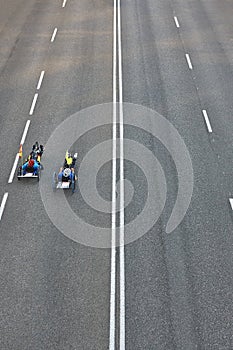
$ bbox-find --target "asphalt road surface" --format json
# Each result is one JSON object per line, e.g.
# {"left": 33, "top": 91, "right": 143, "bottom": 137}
{"left": 0, "top": 0, "right": 233, "bottom": 349}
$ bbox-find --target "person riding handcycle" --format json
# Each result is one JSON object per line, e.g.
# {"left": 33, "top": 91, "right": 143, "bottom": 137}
{"left": 18, "top": 142, "right": 44, "bottom": 179}
{"left": 57, "top": 151, "right": 77, "bottom": 182}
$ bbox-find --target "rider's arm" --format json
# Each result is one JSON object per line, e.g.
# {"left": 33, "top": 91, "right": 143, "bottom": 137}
{"left": 22, "top": 162, "right": 28, "bottom": 170}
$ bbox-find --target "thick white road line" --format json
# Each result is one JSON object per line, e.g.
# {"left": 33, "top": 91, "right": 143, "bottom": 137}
{"left": 202, "top": 110, "right": 213, "bottom": 133}
{"left": 20, "top": 120, "right": 31, "bottom": 145}
{"left": 229, "top": 198, "right": 233, "bottom": 210}
{"left": 0, "top": 193, "right": 9, "bottom": 221}
{"left": 50, "top": 28, "right": 58, "bottom": 42}
{"left": 174, "top": 16, "right": 180, "bottom": 28}
{"left": 109, "top": 0, "right": 117, "bottom": 348}
{"left": 8, "top": 154, "right": 19, "bottom": 184}
{"left": 29, "top": 93, "right": 39, "bottom": 115}
{"left": 8, "top": 120, "right": 31, "bottom": 183}
{"left": 62, "top": 0, "right": 67, "bottom": 7}
{"left": 36, "top": 70, "right": 45, "bottom": 90}
{"left": 118, "top": 0, "right": 125, "bottom": 348}
{"left": 185, "top": 54, "right": 193, "bottom": 70}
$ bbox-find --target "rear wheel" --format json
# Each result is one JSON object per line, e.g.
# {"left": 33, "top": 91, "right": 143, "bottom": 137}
{"left": 71, "top": 178, "right": 75, "bottom": 193}
{"left": 52, "top": 172, "right": 57, "bottom": 191}
{"left": 17, "top": 167, "right": 22, "bottom": 181}
{"left": 37, "top": 168, "right": 41, "bottom": 182}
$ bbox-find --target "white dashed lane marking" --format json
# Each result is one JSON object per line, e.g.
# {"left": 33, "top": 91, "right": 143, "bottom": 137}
{"left": 29, "top": 93, "right": 39, "bottom": 115}
{"left": 36, "top": 71, "right": 45, "bottom": 90}
{"left": 185, "top": 53, "right": 193, "bottom": 70}
{"left": 174, "top": 16, "right": 180, "bottom": 28}
{"left": 50, "top": 28, "right": 58, "bottom": 42}
{"left": 8, "top": 120, "right": 31, "bottom": 183}
{"left": 229, "top": 199, "right": 233, "bottom": 210}
{"left": 0, "top": 193, "right": 9, "bottom": 221}
{"left": 202, "top": 110, "right": 213, "bottom": 133}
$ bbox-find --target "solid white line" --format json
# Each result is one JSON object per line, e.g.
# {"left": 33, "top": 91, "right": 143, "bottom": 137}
{"left": 185, "top": 54, "right": 193, "bottom": 70}
{"left": 62, "top": 0, "right": 67, "bottom": 7}
{"left": 29, "top": 93, "right": 39, "bottom": 115}
{"left": 36, "top": 70, "right": 45, "bottom": 90}
{"left": 229, "top": 198, "right": 233, "bottom": 210}
{"left": 109, "top": 0, "right": 117, "bottom": 348}
{"left": 202, "top": 110, "right": 213, "bottom": 133}
{"left": 20, "top": 120, "right": 31, "bottom": 145}
{"left": 0, "top": 193, "right": 9, "bottom": 221}
{"left": 174, "top": 16, "right": 180, "bottom": 28}
{"left": 118, "top": 0, "right": 125, "bottom": 348}
{"left": 8, "top": 153, "right": 19, "bottom": 183}
{"left": 51, "top": 28, "right": 58, "bottom": 42}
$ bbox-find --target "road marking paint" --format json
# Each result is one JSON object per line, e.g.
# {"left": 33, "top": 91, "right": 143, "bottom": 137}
{"left": 174, "top": 16, "right": 180, "bottom": 28}
{"left": 0, "top": 193, "right": 9, "bottom": 221}
{"left": 62, "top": 0, "right": 67, "bottom": 7}
{"left": 20, "top": 120, "right": 31, "bottom": 144}
{"left": 8, "top": 120, "right": 31, "bottom": 183}
{"left": 118, "top": 0, "right": 125, "bottom": 348}
{"left": 202, "top": 110, "right": 213, "bottom": 133}
{"left": 229, "top": 198, "right": 233, "bottom": 210}
{"left": 109, "top": 0, "right": 117, "bottom": 348}
{"left": 36, "top": 70, "right": 45, "bottom": 90}
{"left": 50, "top": 28, "right": 58, "bottom": 42}
{"left": 110, "top": 1, "right": 125, "bottom": 348}
{"left": 8, "top": 154, "right": 19, "bottom": 183}
{"left": 185, "top": 53, "right": 193, "bottom": 70}
{"left": 29, "top": 93, "right": 39, "bottom": 115}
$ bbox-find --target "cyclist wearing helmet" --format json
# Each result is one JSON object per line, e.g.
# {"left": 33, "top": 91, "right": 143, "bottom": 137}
{"left": 58, "top": 151, "right": 77, "bottom": 182}
{"left": 58, "top": 167, "right": 75, "bottom": 182}
{"left": 22, "top": 158, "right": 40, "bottom": 175}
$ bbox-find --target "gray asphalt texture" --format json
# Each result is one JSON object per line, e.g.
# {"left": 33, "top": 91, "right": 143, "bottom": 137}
{"left": 0, "top": 0, "right": 233, "bottom": 349}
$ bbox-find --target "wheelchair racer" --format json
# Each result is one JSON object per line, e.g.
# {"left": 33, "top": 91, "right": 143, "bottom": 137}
{"left": 58, "top": 151, "right": 77, "bottom": 182}
{"left": 22, "top": 159, "right": 40, "bottom": 175}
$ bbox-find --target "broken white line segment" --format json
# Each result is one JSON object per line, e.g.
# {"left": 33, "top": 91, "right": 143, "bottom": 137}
{"left": 202, "top": 110, "right": 213, "bottom": 133}
{"left": 8, "top": 154, "right": 19, "bottom": 184}
{"left": 36, "top": 71, "right": 45, "bottom": 90}
{"left": 174, "top": 16, "right": 180, "bottom": 28}
{"left": 29, "top": 93, "right": 39, "bottom": 115}
{"left": 51, "top": 28, "right": 58, "bottom": 42}
{"left": 229, "top": 198, "right": 233, "bottom": 210}
{"left": 62, "top": 0, "right": 67, "bottom": 7}
{"left": 185, "top": 54, "right": 193, "bottom": 70}
{"left": 8, "top": 120, "right": 31, "bottom": 183}
{"left": 0, "top": 193, "right": 9, "bottom": 221}
{"left": 20, "top": 120, "right": 31, "bottom": 145}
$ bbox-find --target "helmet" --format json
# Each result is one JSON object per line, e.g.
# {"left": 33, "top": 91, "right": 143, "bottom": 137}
{"left": 28, "top": 159, "right": 34, "bottom": 167}
{"left": 63, "top": 168, "right": 71, "bottom": 177}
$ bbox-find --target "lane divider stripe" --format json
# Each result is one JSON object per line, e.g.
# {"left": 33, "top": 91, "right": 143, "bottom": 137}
{"left": 0, "top": 193, "right": 9, "bottom": 221}
{"left": 29, "top": 93, "right": 39, "bottom": 115}
{"left": 229, "top": 199, "right": 233, "bottom": 210}
{"left": 174, "top": 16, "right": 180, "bottom": 28}
{"left": 8, "top": 120, "right": 31, "bottom": 183}
{"left": 36, "top": 70, "right": 45, "bottom": 90}
{"left": 51, "top": 28, "right": 58, "bottom": 42}
{"left": 202, "top": 110, "right": 213, "bottom": 133}
{"left": 185, "top": 53, "right": 193, "bottom": 70}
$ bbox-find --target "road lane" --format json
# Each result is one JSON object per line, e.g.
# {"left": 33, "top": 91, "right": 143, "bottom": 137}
{"left": 121, "top": 0, "right": 233, "bottom": 348}
{"left": 0, "top": 0, "right": 113, "bottom": 349}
